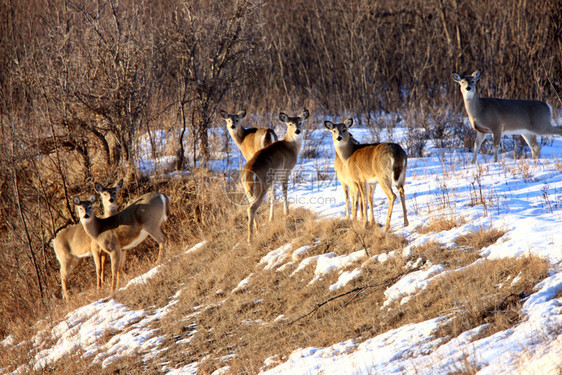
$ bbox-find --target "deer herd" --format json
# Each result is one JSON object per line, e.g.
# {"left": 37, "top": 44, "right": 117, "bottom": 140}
{"left": 56, "top": 69, "right": 561, "bottom": 301}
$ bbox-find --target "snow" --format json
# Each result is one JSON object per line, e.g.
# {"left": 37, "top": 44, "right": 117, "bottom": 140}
{"left": 4, "top": 118, "right": 562, "bottom": 374}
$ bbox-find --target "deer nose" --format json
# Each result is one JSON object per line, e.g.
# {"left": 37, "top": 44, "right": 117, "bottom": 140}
{"left": 230, "top": 125, "right": 236, "bottom": 129}
{"left": 466, "top": 86, "right": 471, "bottom": 91}
{"left": 337, "top": 136, "right": 342, "bottom": 141}
{"left": 295, "top": 129, "right": 301, "bottom": 135}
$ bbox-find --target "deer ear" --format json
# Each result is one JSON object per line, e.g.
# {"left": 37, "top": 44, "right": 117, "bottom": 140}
{"left": 72, "top": 196, "right": 81, "bottom": 205}
{"left": 279, "top": 112, "right": 289, "bottom": 123}
{"left": 238, "top": 110, "right": 246, "bottom": 118}
{"left": 94, "top": 182, "right": 103, "bottom": 193}
{"left": 301, "top": 109, "right": 310, "bottom": 119}
{"left": 324, "top": 121, "right": 334, "bottom": 130}
{"left": 344, "top": 118, "right": 353, "bottom": 127}
{"left": 472, "top": 70, "right": 481, "bottom": 80}
{"left": 219, "top": 110, "right": 228, "bottom": 119}
{"left": 452, "top": 73, "right": 462, "bottom": 82}
{"left": 116, "top": 179, "right": 123, "bottom": 191}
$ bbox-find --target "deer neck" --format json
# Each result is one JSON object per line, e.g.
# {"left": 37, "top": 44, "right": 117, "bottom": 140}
{"left": 462, "top": 89, "right": 482, "bottom": 117}
{"left": 104, "top": 205, "right": 118, "bottom": 218}
{"left": 80, "top": 216, "right": 103, "bottom": 240}
{"left": 229, "top": 126, "right": 248, "bottom": 145}
{"left": 283, "top": 133, "right": 302, "bottom": 153}
{"left": 334, "top": 139, "right": 359, "bottom": 160}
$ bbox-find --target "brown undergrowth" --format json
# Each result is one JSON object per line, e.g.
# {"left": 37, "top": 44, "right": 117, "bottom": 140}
{"left": 0, "top": 170, "right": 551, "bottom": 374}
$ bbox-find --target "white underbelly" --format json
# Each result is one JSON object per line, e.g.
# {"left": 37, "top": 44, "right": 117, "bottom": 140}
{"left": 123, "top": 230, "right": 149, "bottom": 250}
{"left": 502, "top": 129, "right": 538, "bottom": 136}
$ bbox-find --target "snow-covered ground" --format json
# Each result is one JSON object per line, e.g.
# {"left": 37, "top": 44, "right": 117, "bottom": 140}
{"left": 2, "top": 116, "right": 562, "bottom": 375}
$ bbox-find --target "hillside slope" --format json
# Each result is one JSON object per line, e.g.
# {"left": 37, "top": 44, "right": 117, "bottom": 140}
{"left": 1, "top": 125, "right": 561, "bottom": 374}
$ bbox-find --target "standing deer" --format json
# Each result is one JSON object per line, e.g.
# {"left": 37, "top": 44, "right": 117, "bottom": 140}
{"left": 73, "top": 191, "right": 171, "bottom": 293}
{"left": 334, "top": 133, "right": 377, "bottom": 221}
{"left": 325, "top": 119, "right": 408, "bottom": 231}
{"left": 220, "top": 110, "right": 278, "bottom": 161}
{"left": 452, "top": 69, "right": 562, "bottom": 163}
{"left": 53, "top": 179, "right": 123, "bottom": 301}
{"left": 242, "top": 109, "right": 309, "bottom": 243}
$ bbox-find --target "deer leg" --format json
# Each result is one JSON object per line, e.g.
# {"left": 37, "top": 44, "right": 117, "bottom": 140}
{"left": 247, "top": 190, "right": 266, "bottom": 243}
{"left": 342, "top": 183, "right": 350, "bottom": 219}
{"left": 282, "top": 177, "right": 289, "bottom": 216}
{"left": 398, "top": 185, "right": 409, "bottom": 227}
{"left": 146, "top": 224, "right": 167, "bottom": 264}
{"left": 380, "top": 179, "right": 396, "bottom": 232}
{"left": 108, "top": 246, "right": 122, "bottom": 292}
{"left": 357, "top": 182, "right": 368, "bottom": 227}
{"left": 521, "top": 134, "right": 541, "bottom": 159}
{"left": 350, "top": 183, "right": 360, "bottom": 221}
{"left": 91, "top": 243, "right": 103, "bottom": 290}
{"left": 368, "top": 183, "right": 376, "bottom": 224}
{"left": 100, "top": 251, "right": 107, "bottom": 285}
{"left": 492, "top": 130, "right": 502, "bottom": 162}
{"left": 472, "top": 131, "right": 486, "bottom": 164}
{"left": 268, "top": 184, "right": 275, "bottom": 222}
{"left": 60, "top": 260, "right": 71, "bottom": 302}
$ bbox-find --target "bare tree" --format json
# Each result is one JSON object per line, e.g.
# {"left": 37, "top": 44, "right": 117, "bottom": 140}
{"left": 164, "top": 0, "right": 263, "bottom": 168}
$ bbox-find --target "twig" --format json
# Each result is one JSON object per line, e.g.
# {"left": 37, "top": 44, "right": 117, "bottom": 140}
{"left": 288, "top": 275, "right": 401, "bottom": 325}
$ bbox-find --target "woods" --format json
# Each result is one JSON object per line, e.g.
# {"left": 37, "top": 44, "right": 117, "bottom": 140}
{"left": 0, "top": 0, "right": 560, "bottom": 336}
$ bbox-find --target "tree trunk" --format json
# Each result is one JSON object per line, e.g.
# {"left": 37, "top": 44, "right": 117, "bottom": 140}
{"left": 176, "top": 103, "right": 187, "bottom": 170}
{"left": 198, "top": 123, "right": 209, "bottom": 164}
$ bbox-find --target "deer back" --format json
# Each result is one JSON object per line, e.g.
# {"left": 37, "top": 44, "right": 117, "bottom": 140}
{"left": 347, "top": 143, "right": 407, "bottom": 185}
{"left": 239, "top": 128, "right": 278, "bottom": 160}
{"left": 95, "top": 192, "right": 168, "bottom": 249}
{"left": 244, "top": 140, "right": 299, "bottom": 178}
{"left": 475, "top": 98, "right": 553, "bottom": 133}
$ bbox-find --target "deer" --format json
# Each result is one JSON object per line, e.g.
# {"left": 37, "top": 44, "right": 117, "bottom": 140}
{"left": 72, "top": 191, "right": 171, "bottom": 294}
{"left": 452, "top": 69, "right": 562, "bottom": 163}
{"left": 220, "top": 110, "right": 278, "bottom": 161}
{"left": 334, "top": 133, "right": 377, "bottom": 221}
{"left": 325, "top": 118, "right": 408, "bottom": 231}
{"left": 241, "top": 109, "right": 309, "bottom": 243}
{"left": 53, "top": 179, "right": 123, "bottom": 301}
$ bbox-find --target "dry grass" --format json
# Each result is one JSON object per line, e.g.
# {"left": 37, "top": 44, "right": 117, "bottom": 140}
{"left": 455, "top": 227, "right": 506, "bottom": 250}
{"left": 417, "top": 214, "right": 467, "bottom": 234}
{"left": 410, "top": 240, "right": 479, "bottom": 269}
{"left": 0, "top": 170, "right": 552, "bottom": 374}
{"left": 95, "top": 214, "right": 539, "bottom": 373}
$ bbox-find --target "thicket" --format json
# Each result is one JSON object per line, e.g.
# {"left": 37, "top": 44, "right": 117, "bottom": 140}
{"left": 0, "top": 0, "right": 560, "bottom": 338}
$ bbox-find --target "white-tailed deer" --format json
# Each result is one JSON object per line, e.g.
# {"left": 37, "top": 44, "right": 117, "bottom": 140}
{"left": 325, "top": 119, "right": 408, "bottom": 231}
{"left": 242, "top": 109, "right": 309, "bottom": 243}
{"left": 220, "top": 110, "right": 278, "bottom": 161}
{"left": 334, "top": 134, "right": 376, "bottom": 221}
{"left": 54, "top": 179, "right": 123, "bottom": 301}
{"left": 452, "top": 69, "right": 562, "bottom": 163}
{"left": 73, "top": 191, "right": 171, "bottom": 293}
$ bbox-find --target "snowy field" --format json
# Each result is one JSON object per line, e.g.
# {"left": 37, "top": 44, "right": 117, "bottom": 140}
{"left": 2, "top": 115, "right": 562, "bottom": 374}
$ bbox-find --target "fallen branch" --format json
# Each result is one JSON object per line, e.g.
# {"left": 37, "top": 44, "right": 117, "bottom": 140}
{"left": 288, "top": 275, "right": 402, "bottom": 325}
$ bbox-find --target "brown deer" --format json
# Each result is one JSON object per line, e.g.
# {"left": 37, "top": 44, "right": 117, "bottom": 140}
{"left": 325, "top": 119, "right": 408, "bottom": 231}
{"left": 220, "top": 110, "right": 278, "bottom": 161}
{"left": 334, "top": 133, "right": 377, "bottom": 221}
{"left": 53, "top": 180, "right": 123, "bottom": 301}
{"left": 452, "top": 69, "right": 562, "bottom": 163}
{"left": 242, "top": 109, "right": 309, "bottom": 243}
{"left": 73, "top": 191, "right": 170, "bottom": 293}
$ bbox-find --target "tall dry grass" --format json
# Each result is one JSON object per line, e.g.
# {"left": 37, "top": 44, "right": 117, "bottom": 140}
{"left": 0, "top": 164, "right": 552, "bottom": 374}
